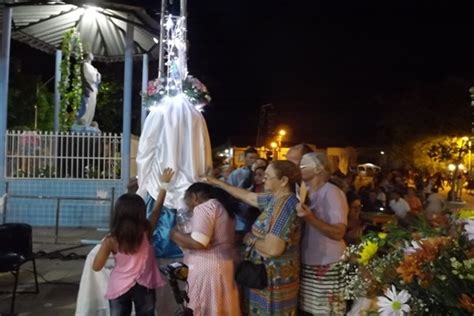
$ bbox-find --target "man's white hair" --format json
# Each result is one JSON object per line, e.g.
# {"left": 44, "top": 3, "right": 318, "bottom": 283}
{"left": 302, "top": 152, "right": 331, "bottom": 176}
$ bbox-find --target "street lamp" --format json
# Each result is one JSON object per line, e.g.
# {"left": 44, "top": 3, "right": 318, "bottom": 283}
{"left": 277, "top": 129, "right": 286, "bottom": 148}
{"left": 270, "top": 141, "right": 278, "bottom": 160}
{"left": 34, "top": 105, "right": 38, "bottom": 130}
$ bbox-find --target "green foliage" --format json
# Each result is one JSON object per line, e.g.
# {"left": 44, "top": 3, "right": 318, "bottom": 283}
{"left": 426, "top": 136, "right": 470, "bottom": 163}
{"left": 95, "top": 77, "right": 123, "bottom": 133}
{"left": 412, "top": 136, "right": 470, "bottom": 173}
{"left": 8, "top": 74, "right": 37, "bottom": 129}
{"left": 59, "top": 29, "right": 83, "bottom": 131}
{"left": 36, "top": 85, "right": 54, "bottom": 131}
{"left": 7, "top": 71, "right": 53, "bottom": 131}
{"left": 342, "top": 211, "right": 474, "bottom": 315}
{"left": 385, "top": 135, "right": 471, "bottom": 174}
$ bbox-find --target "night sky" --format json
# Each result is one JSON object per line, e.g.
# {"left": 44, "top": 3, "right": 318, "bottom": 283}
{"left": 10, "top": 1, "right": 474, "bottom": 148}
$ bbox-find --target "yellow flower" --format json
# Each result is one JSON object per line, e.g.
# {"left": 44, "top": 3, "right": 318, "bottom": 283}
{"left": 378, "top": 232, "right": 387, "bottom": 240}
{"left": 459, "top": 209, "right": 474, "bottom": 220}
{"left": 358, "top": 241, "right": 378, "bottom": 265}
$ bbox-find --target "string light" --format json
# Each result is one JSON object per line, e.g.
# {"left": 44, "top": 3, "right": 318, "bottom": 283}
{"left": 143, "top": 15, "right": 211, "bottom": 110}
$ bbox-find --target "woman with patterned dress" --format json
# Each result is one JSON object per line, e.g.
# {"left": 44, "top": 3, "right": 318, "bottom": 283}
{"left": 207, "top": 160, "right": 302, "bottom": 315}
{"left": 171, "top": 183, "right": 241, "bottom": 316}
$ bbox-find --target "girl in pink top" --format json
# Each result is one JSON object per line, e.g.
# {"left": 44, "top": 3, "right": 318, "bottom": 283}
{"left": 93, "top": 168, "right": 174, "bottom": 316}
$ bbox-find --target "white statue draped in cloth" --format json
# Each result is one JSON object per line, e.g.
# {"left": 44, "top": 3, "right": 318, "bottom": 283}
{"left": 73, "top": 52, "right": 101, "bottom": 132}
{"left": 136, "top": 15, "right": 213, "bottom": 257}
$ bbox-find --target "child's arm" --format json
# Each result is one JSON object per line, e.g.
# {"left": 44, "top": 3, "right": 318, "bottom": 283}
{"left": 92, "top": 236, "right": 115, "bottom": 271}
{"left": 148, "top": 168, "right": 175, "bottom": 229}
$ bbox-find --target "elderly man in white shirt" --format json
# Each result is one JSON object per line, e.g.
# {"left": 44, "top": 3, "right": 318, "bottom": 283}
{"left": 389, "top": 190, "right": 410, "bottom": 218}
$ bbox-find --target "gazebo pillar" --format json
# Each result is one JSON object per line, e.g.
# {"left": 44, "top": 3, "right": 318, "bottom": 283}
{"left": 121, "top": 17, "right": 134, "bottom": 184}
{"left": 141, "top": 53, "right": 148, "bottom": 132}
{"left": 54, "top": 50, "right": 62, "bottom": 132}
{"left": 0, "top": 6, "right": 12, "bottom": 181}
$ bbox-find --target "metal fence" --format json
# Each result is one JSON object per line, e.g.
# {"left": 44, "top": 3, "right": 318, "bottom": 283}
{"left": 5, "top": 130, "right": 122, "bottom": 179}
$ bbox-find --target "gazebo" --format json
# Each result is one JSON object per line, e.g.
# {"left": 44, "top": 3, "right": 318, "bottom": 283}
{"left": 0, "top": 0, "right": 162, "bottom": 235}
{"left": 0, "top": 0, "right": 161, "bottom": 184}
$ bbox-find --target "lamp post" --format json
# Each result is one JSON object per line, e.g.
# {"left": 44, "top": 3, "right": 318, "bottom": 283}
{"left": 469, "top": 140, "right": 472, "bottom": 174}
{"left": 450, "top": 137, "right": 469, "bottom": 201}
{"left": 34, "top": 105, "right": 37, "bottom": 130}
{"left": 277, "top": 129, "right": 286, "bottom": 148}
{"left": 270, "top": 141, "right": 278, "bottom": 160}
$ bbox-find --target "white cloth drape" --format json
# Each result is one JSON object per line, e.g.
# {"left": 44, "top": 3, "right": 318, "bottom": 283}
{"left": 136, "top": 94, "right": 212, "bottom": 209}
{"left": 75, "top": 245, "right": 114, "bottom": 316}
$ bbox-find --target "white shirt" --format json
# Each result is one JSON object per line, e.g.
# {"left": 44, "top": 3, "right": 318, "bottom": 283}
{"left": 389, "top": 198, "right": 410, "bottom": 218}
{"left": 426, "top": 193, "right": 444, "bottom": 214}
{"left": 376, "top": 192, "right": 386, "bottom": 203}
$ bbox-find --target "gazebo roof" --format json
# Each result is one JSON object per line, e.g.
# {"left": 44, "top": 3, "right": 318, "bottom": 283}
{"left": 0, "top": 0, "right": 161, "bottom": 62}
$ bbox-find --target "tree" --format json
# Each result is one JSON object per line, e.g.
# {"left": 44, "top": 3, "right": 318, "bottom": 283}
{"left": 35, "top": 85, "right": 54, "bottom": 131}
{"left": 94, "top": 77, "right": 123, "bottom": 133}
{"left": 59, "top": 29, "right": 83, "bottom": 131}
{"left": 408, "top": 135, "right": 470, "bottom": 201}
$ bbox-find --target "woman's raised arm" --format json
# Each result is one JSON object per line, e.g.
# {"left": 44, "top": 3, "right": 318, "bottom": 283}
{"left": 204, "top": 176, "right": 258, "bottom": 208}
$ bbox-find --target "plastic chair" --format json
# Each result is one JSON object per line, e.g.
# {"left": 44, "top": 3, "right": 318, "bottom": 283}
{"left": 0, "top": 223, "right": 39, "bottom": 314}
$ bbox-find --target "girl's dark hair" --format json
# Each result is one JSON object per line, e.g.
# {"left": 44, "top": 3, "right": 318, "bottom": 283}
{"left": 185, "top": 182, "right": 239, "bottom": 218}
{"left": 110, "top": 193, "right": 150, "bottom": 254}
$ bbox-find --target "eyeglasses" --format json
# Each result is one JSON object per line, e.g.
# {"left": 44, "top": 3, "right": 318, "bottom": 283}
{"left": 263, "top": 175, "right": 277, "bottom": 181}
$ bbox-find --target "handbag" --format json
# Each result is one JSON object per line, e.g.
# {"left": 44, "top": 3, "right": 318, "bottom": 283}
{"left": 235, "top": 251, "right": 267, "bottom": 289}
{"left": 235, "top": 202, "right": 281, "bottom": 289}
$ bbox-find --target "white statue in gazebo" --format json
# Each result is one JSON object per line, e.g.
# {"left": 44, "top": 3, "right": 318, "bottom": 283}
{"left": 72, "top": 52, "right": 101, "bottom": 133}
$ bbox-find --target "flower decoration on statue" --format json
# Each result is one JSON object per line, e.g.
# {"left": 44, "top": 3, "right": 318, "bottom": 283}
{"left": 145, "top": 75, "right": 211, "bottom": 110}
{"left": 144, "top": 14, "right": 211, "bottom": 111}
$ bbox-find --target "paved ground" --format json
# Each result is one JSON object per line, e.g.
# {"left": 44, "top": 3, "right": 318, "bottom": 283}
{"left": 0, "top": 228, "right": 180, "bottom": 316}
{"left": 1, "top": 190, "right": 473, "bottom": 316}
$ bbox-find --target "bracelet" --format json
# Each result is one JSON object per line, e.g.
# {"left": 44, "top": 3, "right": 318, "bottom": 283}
{"left": 160, "top": 182, "right": 170, "bottom": 191}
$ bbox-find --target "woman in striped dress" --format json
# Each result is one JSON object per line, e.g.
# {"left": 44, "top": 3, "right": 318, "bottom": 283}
{"left": 296, "top": 153, "right": 348, "bottom": 316}
{"left": 207, "top": 160, "right": 302, "bottom": 315}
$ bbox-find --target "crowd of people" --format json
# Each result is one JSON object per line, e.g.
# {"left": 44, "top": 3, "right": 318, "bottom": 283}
{"left": 92, "top": 144, "right": 456, "bottom": 316}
